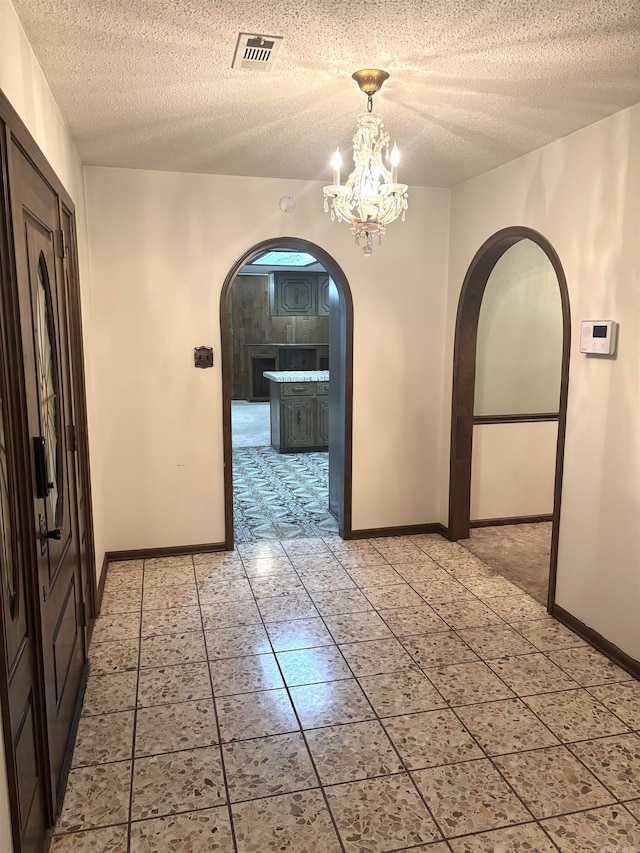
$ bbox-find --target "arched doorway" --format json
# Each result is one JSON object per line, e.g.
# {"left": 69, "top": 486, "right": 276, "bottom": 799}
{"left": 220, "top": 237, "right": 353, "bottom": 549}
{"left": 448, "top": 227, "right": 571, "bottom": 609}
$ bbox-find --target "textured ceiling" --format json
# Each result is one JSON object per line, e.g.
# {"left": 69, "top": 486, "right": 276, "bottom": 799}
{"left": 11, "top": 0, "right": 640, "bottom": 187}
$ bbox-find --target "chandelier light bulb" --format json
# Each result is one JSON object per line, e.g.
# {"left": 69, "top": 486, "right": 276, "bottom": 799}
{"left": 322, "top": 70, "right": 408, "bottom": 254}
{"left": 330, "top": 148, "right": 342, "bottom": 186}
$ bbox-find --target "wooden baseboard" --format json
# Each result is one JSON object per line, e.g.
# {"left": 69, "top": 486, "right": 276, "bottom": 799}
{"left": 470, "top": 514, "right": 553, "bottom": 529}
{"left": 105, "top": 542, "right": 227, "bottom": 562}
{"left": 93, "top": 552, "right": 109, "bottom": 620}
{"left": 552, "top": 604, "right": 640, "bottom": 680}
{"left": 349, "top": 523, "right": 448, "bottom": 540}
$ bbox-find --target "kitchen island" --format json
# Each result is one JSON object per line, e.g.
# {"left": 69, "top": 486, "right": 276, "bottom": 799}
{"left": 263, "top": 370, "right": 329, "bottom": 453}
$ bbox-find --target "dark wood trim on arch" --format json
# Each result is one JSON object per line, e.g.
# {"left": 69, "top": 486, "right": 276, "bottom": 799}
{"left": 219, "top": 238, "right": 353, "bottom": 549}
{"left": 447, "top": 226, "right": 571, "bottom": 614}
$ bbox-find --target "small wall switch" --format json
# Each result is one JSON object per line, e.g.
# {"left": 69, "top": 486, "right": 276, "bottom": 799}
{"left": 194, "top": 346, "right": 214, "bottom": 368}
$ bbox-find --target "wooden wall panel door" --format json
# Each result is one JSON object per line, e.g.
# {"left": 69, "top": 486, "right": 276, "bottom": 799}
{"left": 9, "top": 141, "right": 87, "bottom": 818}
{"left": 282, "top": 399, "right": 315, "bottom": 447}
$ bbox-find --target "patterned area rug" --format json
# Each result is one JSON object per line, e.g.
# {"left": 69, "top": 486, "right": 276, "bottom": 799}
{"left": 232, "top": 447, "right": 339, "bottom": 543}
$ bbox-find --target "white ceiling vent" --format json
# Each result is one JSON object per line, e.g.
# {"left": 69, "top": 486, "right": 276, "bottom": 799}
{"left": 232, "top": 33, "right": 283, "bottom": 71}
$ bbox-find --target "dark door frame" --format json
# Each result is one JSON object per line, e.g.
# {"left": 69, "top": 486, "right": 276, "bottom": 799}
{"left": 219, "top": 237, "right": 354, "bottom": 548}
{"left": 448, "top": 226, "right": 571, "bottom": 610}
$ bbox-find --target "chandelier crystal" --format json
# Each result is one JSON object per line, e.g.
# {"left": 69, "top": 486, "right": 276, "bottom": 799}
{"left": 323, "top": 69, "right": 408, "bottom": 255}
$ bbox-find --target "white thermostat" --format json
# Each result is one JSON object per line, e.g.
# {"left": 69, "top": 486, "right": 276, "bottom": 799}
{"left": 580, "top": 320, "right": 618, "bottom": 355}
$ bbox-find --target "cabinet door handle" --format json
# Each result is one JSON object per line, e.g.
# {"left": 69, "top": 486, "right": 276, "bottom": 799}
{"left": 297, "top": 408, "right": 301, "bottom": 425}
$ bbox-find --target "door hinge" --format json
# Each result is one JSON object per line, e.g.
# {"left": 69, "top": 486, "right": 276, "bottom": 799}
{"left": 77, "top": 600, "right": 87, "bottom": 629}
{"left": 66, "top": 424, "right": 77, "bottom": 452}
{"left": 54, "top": 229, "right": 68, "bottom": 260}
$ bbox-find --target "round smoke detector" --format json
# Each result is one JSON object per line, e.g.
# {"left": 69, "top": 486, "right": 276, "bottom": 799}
{"left": 279, "top": 195, "right": 296, "bottom": 214}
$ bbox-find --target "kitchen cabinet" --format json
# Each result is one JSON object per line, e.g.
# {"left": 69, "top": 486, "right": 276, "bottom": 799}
{"left": 271, "top": 272, "right": 331, "bottom": 317}
{"left": 264, "top": 372, "right": 329, "bottom": 452}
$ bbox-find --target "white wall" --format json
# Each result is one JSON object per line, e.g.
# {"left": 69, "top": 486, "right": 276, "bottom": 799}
{"left": 84, "top": 167, "right": 450, "bottom": 549}
{"left": 475, "top": 239, "right": 563, "bottom": 416}
{"left": 448, "top": 105, "right": 640, "bottom": 660}
{"left": 471, "top": 422, "right": 557, "bottom": 519}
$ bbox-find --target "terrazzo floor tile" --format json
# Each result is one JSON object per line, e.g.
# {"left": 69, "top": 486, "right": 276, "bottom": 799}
{"left": 49, "top": 825, "right": 129, "bottom": 852}
{"left": 516, "top": 619, "right": 588, "bottom": 652}
{"left": 209, "top": 652, "right": 284, "bottom": 695}
{"left": 305, "top": 720, "right": 404, "bottom": 785}
{"left": 624, "top": 798, "right": 640, "bottom": 820}
{"left": 142, "top": 583, "right": 198, "bottom": 610}
{"left": 541, "top": 804, "right": 640, "bottom": 852}
{"left": 290, "top": 553, "right": 343, "bottom": 572}
{"left": 195, "top": 563, "right": 248, "bottom": 584}
{"left": 216, "top": 688, "right": 299, "bottom": 742}
{"left": 81, "top": 671, "right": 138, "bottom": 716}
{"left": 588, "top": 679, "right": 640, "bottom": 728}
{"left": 289, "top": 678, "right": 375, "bottom": 728}
{"left": 139, "top": 630, "right": 207, "bottom": 668}
{"left": 55, "top": 760, "right": 131, "bottom": 832}
{"left": 323, "top": 610, "right": 394, "bottom": 643}
{"left": 486, "top": 653, "right": 578, "bottom": 695}
{"left": 373, "top": 541, "right": 426, "bottom": 562}
{"left": 140, "top": 606, "right": 202, "bottom": 637}
{"left": 129, "top": 806, "right": 234, "bottom": 852}
{"left": 131, "top": 746, "right": 226, "bottom": 820}
{"left": 391, "top": 560, "right": 449, "bottom": 582}
{"left": 135, "top": 699, "right": 218, "bottom": 756}
{"left": 298, "top": 569, "right": 357, "bottom": 592}
{"left": 265, "top": 617, "right": 335, "bottom": 651}
{"left": 197, "top": 577, "right": 254, "bottom": 605}
{"left": 401, "top": 631, "right": 479, "bottom": 668}
{"left": 568, "top": 733, "right": 640, "bottom": 800}
{"left": 142, "top": 567, "right": 197, "bottom": 588}
{"left": 524, "top": 688, "right": 630, "bottom": 742}
{"left": 358, "top": 667, "right": 447, "bottom": 717}
{"left": 448, "top": 823, "right": 557, "bottom": 852}
{"left": 456, "top": 698, "right": 560, "bottom": 755}
{"left": 276, "top": 646, "right": 352, "bottom": 686}
{"left": 203, "top": 623, "right": 271, "bottom": 660}
{"left": 483, "top": 594, "right": 548, "bottom": 624}
{"left": 91, "top": 612, "right": 141, "bottom": 642}
{"left": 100, "top": 589, "right": 142, "bottom": 615}
{"left": 336, "top": 552, "right": 388, "bottom": 569}
{"left": 237, "top": 541, "right": 286, "bottom": 559}
{"left": 193, "top": 551, "right": 243, "bottom": 569}
{"left": 282, "top": 537, "right": 331, "bottom": 555}
{"left": 108, "top": 559, "right": 144, "bottom": 572}
{"left": 548, "top": 645, "right": 633, "bottom": 686}
{"left": 241, "top": 555, "right": 295, "bottom": 576}
{"left": 89, "top": 638, "right": 139, "bottom": 675}
{"left": 144, "top": 555, "right": 194, "bottom": 571}
{"left": 231, "top": 789, "right": 343, "bottom": 853}
{"left": 248, "top": 574, "right": 305, "bottom": 598}
{"left": 257, "top": 592, "right": 319, "bottom": 622}
{"left": 459, "top": 575, "right": 523, "bottom": 599}
{"left": 412, "top": 758, "right": 532, "bottom": 838}
{"left": 338, "top": 637, "right": 416, "bottom": 676}
{"left": 309, "top": 588, "right": 374, "bottom": 616}
{"left": 223, "top": 731, "right": 318, "bottom": 801}
{"left": 456, "top": 624, "right": 538, "bottom": 659}
{"left": 426, "top": 661, "right": 515, "bottom": 706}
{"left": 71, "top": 711, "right": 134, "bottom": 767}
{"left": 493, "top": 745, "right": 615, "bottom": 818}
{"left": 361, "top": 583, "right": 426, "bottom": 610}
{"left": 137, "top": 662, "right": 213, "bottom": 707}
{"left": 410, "top": 579, "right": 474, "bottom": 604}
{"left": 383, "top": 709, "right": 483, "bottom": 770}
{"left": 430, "top": 600, "right": 505, "bottom": 629}
{"left": 345, "top": 564, "right": 404, "bottom": 587}
{"left": 326, "top": 772, "right": 441, "bottom": 851}
{"left": 378, "top": 605, "right": 448, "bottom": 637}
{"left": 200, "top": 599, "right": 262, "bottom": 630}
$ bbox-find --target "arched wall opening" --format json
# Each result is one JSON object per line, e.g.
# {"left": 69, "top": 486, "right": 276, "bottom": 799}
{"left": 448, "top": 226, "right": 571, "bottom": 609}
{"left": 219, "top": 237, "right": 354, "bottom": 549}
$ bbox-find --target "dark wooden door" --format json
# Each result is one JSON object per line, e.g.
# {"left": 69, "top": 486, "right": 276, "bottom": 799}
{"left": 9, "top": 141, "right": 87, "bottom": 818}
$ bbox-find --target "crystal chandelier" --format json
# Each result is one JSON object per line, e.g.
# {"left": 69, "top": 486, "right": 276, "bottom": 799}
{"left": 323, "top": 69, "right": 408, "bottom": 255}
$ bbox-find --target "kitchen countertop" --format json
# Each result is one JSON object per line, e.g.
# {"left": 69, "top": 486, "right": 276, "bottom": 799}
{"left": 263, "top": 370, "right": 329, "bottom": 383}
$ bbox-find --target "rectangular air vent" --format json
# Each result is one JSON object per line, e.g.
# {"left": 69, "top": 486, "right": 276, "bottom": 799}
{"left": 232, "top": 33, "right": 283, "bottom": 71}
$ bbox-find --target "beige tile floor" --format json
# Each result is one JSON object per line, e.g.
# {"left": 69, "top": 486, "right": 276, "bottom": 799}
{"left": 51, "top": 535, "right": 640, "bottom": 852}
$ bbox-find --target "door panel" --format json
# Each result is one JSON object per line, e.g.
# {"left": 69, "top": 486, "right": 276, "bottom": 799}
{"left": 9, "top": 141, "right": 86, "bottom": 817}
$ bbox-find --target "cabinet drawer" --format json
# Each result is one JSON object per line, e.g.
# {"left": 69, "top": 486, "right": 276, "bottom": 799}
{"left": 316, "top": 383, "right": 330, "bottom": 396}
{"left": 249, "top": 346, "right": 277, "bottom": 357}
{"left": 282, "top": 383, "right": 314, "bottom": 397}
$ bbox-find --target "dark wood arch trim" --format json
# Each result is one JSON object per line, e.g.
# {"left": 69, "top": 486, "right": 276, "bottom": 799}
{"left": 219, "top": 238, "right": 354, "bottom": 549}
{"left": 448, "top": 226, "right": 571, "bottom": 611}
